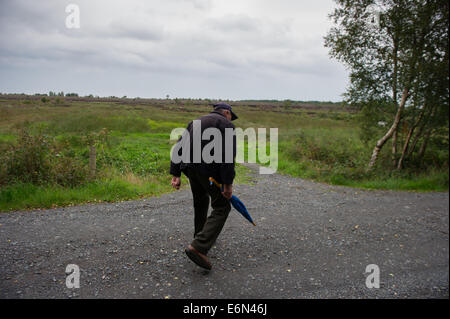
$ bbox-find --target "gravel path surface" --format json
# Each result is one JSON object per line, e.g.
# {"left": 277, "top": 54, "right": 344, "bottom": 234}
{"left": 0, "top": 164, "right": 448, "bottom": 299}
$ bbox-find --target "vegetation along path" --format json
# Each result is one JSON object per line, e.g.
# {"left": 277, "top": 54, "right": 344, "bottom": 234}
{"left": 0, "top": 164, "right": 448, "bottom": 298}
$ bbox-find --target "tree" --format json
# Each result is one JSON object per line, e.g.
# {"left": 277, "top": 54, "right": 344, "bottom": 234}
{"left": 325, "top": 0, "right": 449, "bottom": 169}
{"left": 283, "top": 99, "right": 292, "bottom": 110}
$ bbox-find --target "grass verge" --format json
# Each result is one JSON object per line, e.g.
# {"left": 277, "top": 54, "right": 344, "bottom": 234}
{"left": 0, "top": 164, "right": 252, "bottom": 212}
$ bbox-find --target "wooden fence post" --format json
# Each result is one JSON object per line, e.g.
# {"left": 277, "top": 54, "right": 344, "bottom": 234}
{"left": 89, "top": 144, "right": 96, "bottom": 177}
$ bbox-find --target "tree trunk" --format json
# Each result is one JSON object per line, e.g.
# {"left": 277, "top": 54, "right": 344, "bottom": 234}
{"left": 397, "top": 106, "right": 427, "bottom": 169}
{"left": 392, "top": 129, "right": 398, "bottom": 167}
{"left": 408, "top": 120, "right": 426, "bottom": 158}
{"left": 407, "top": 105, "right": 435, "bottom": 158}
{"left": 391, "top": 38, "right": 399, "bottom": 168}
{"left": 397, "top": 126, "right": 415, "bottom": 170}
{"left": 368, "top": 88, "right": 409, "bottom": 169}
{"left": 417, "top": 128, "right": 433, "bottom": 163}
{"left": 392, "top": 40, "right": 398, "bottom": 107}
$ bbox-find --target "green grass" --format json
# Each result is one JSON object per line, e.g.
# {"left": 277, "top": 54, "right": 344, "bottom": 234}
{"left": 274, "top": 158, "right": 448, "bottom": 192}
{"left": 253, "top": 123, "right": 448, "bottom": 192}
{"left": 0, "top": 177, "right": 172, "bottom": 211}
{"left": 341, "top": 170, "right": 449, "bottom": 192}
{"left": 0, "top": 164, "right": 252, "bottom": 212}
{"left": 0, "top": 96, "right": 447, "bottom": 212}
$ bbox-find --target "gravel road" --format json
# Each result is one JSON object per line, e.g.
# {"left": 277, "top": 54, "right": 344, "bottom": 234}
{"left": 0, "top": 164, "right": 448, "bottom": 299}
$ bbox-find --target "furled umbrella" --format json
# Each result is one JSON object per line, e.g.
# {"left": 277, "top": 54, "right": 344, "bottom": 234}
{"left": 209, "top": 177, "right": 256, "bottom": 226}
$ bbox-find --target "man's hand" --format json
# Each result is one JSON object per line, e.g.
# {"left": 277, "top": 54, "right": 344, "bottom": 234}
{"left": 171, "top": 176, "right": 181, "bottom": 190}
{"left": 222, "top": 184, "right": 232, "bottom": 200}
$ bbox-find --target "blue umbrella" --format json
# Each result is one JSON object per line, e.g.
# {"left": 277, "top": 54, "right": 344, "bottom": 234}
{"left": 209, "top": 177, "right": 256, "bottom": 226}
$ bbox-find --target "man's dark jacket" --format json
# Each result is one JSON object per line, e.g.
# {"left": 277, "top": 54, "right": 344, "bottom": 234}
{"left": 170, "top": 111, "right": 236, "bottom": 185}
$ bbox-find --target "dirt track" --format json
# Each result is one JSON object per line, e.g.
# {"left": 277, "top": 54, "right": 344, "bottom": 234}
{"left": 0, "top": 164, "right": 448, "bottom": 298}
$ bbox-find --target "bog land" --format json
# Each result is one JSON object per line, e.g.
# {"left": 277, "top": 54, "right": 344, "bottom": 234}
{"left": 0, "top": 95, "right": 447, "bottom": 212}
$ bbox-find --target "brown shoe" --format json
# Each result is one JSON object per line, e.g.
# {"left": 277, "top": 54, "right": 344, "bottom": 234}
{"left": 185, "top": 245, "right": 212, "bottom": 270}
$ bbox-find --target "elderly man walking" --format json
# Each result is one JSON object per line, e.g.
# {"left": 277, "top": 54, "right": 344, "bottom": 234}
{"left": 170, "top": 103, "right": 238, "bottom": 270}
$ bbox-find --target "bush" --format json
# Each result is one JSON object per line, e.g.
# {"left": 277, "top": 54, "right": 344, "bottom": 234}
{"left": 286, "top": 131, "right": 366, "bottom": 168}
{"left": 50, "top": 155, "right": 88, "bottom": 187}
{"left": 2, "top": 130, "right": 52, "bottom": 184}
{"left": 0, "top": 129, "right": 88, "bottom": 187}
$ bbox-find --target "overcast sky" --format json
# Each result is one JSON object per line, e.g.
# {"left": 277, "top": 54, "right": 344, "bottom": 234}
{"left": 0, "top": 0, "right": 348, "bottom": 101}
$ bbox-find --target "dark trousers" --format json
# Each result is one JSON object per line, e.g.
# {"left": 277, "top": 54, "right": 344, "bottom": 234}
{"left": 186, "top": 168, "right": 231, "bottom": 255}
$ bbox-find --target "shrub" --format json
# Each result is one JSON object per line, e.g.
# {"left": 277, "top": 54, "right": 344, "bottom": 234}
{"left": 286, "top": 131, "right": 365, "bottom": 168}
{"left": 49, "top": 155, "right": 88, "bottom": 187}
{"left": 0, "top": 129, "right": 89, "bottom": 187}
{"left": 3, "top": 130, "right": 52, "bottom": 184}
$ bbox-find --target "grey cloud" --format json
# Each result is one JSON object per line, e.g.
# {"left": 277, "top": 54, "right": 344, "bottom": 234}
{"left": 183, "top": 0, "right": 212, "bottom": 11}
{"left": 0, "top": 0, "right": 348, "bottom": 101}
{"left": 206, "top": 14, "right": 260, "bottom": 32}
{"left": 0, "top": 0, "right": 66, "bottom": 32}
{"left": 103, "top": 21, "right": 165, "bottom": 41}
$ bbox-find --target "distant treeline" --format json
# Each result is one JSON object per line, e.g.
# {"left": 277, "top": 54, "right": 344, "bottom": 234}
{"left": 0, "top": 93, "right": 343, "bottom": 105}
{"left": 237, "top": 99, "right": 342, "bottom": 105}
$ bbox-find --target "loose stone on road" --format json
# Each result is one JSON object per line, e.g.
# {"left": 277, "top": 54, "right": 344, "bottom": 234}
{"left": 0, "top": 164, "right": 448, "bottom": 298}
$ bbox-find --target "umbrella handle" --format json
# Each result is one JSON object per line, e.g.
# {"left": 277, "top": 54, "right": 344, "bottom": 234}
{"left": 209, "top": 177, "right": 222, "bottom": 189}
{"left": 210, "top": 177, "right": 256, "bottom": 227}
